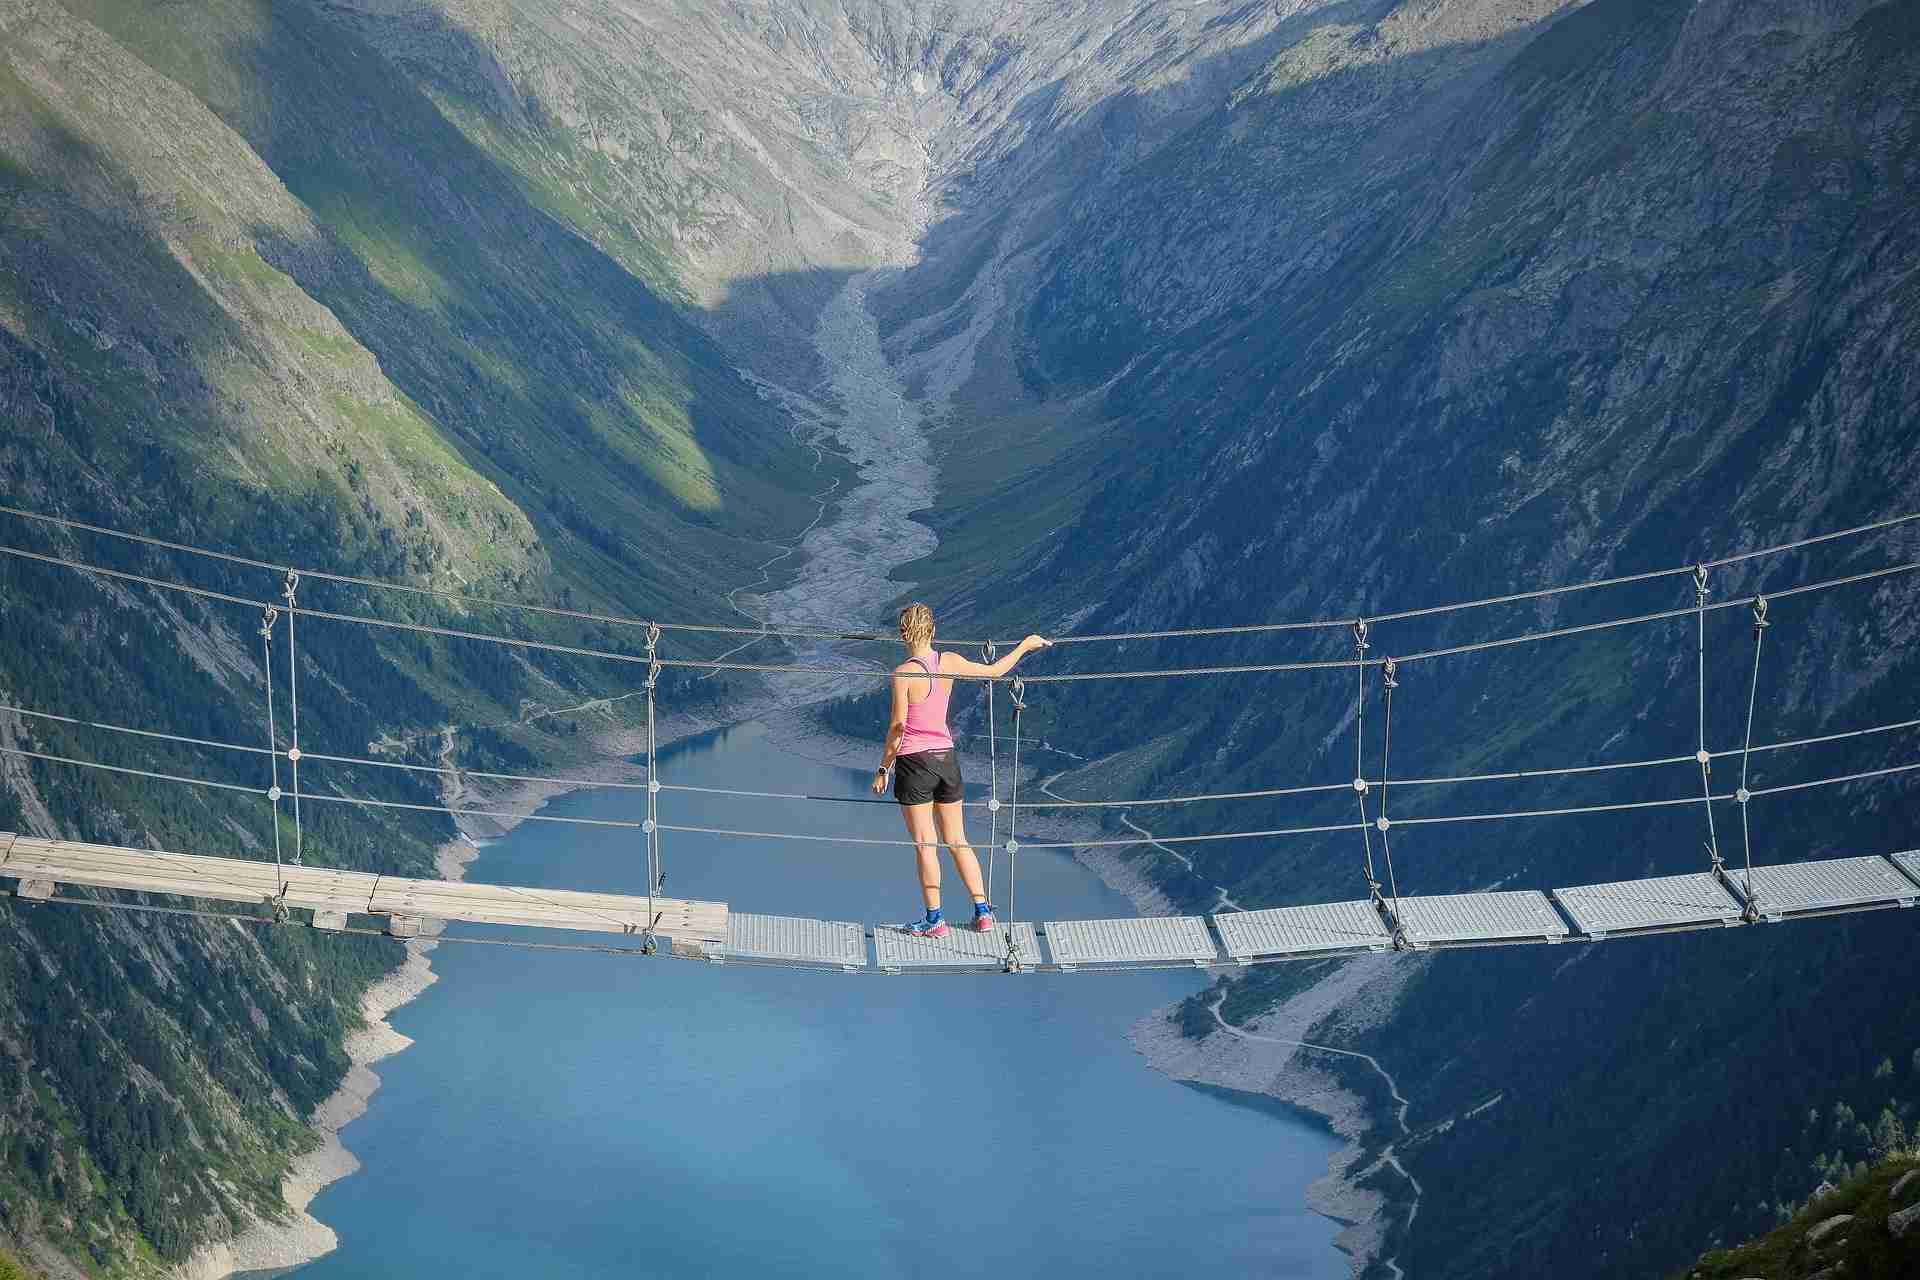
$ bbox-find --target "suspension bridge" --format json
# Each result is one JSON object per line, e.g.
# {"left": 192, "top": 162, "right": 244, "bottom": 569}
{"left": 0, "top": 503, "right": 1916, "bottom": 975}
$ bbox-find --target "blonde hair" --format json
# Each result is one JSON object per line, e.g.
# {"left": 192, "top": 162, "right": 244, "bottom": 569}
{"left": 898, "top": 602, "right": 935, "bottom": 648}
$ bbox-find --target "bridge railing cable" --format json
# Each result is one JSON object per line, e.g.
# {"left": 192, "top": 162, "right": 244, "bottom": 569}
{"left": 3, "top": 502, "right": 1913, "bottom": 651}
{"left": 3, "top": 538, "right": 1915, "bottom": 687}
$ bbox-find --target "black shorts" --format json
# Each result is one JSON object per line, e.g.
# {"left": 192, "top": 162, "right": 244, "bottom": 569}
{"left": 893, "top": 749, "right": 963, "bottom": 805}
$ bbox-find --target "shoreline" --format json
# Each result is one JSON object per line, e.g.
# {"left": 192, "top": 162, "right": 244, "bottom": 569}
{"left": 1128, "top": 954, "right": 1421, "bottom": 1278}
{"left": 182, "top": 719, "right": 698, "bottom": 1280}
{"left": 188, "top": 702, "right": 1402, "bottom": 1280}
{"left": 198, "top": 703, "right": 1177, "bottom": 1278}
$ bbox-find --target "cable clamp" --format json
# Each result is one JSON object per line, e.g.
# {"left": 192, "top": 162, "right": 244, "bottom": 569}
{"left": 647, "top": 778, "right": 661, "bottom": 794}
{"left": 1752, "top": 595, "right": 1770, "bottom": 629}
{"left": 1351, "top": 618, "right": 1370, "bottom": 652}
{"left": 268, "top": 784, "right": 283, "bottom": 802}
{"left": 1693, "top": 564, "right": 1709, "bottom": 603}
{"left": 1375, "top": 816, "right": 1391, "bottom": 832}
{"left": 260, "top": 604, "right": 279, "bottom": 639}
{"left": 268, "top": 886, "right": 290, "bottom": 925}
{"left": 282, "top": 570, "right": 301, "bottom": 604}
{"left": 1352, "top": 777, "right": 1369, "bottom": 794}
{"left": 1735, "top": 787, "right": 1750, "bottom": 805}
{"left": 286, "top": 747, "right": 302, "bottom": 763}
{"left": 1009, "top": 678, "right": 1026, "bottom": 712}
{"left": 1382, "top": 657, "right": 1398, "bottom": 690}
{"left": 645, "top": 622, "right": 661, "bottom": 653}
{"left": 982, "top": 640, "right": 998, "bottom": 663}
{"left": 642, "top": 819, "right": 656, "bottom": 834}
{"left": 645, "top": 660, "right": 662, "bottom": 692}
{"left": 987, "top": 798, "right": 1001, "bottom": 813}
{"left": 1694, "top": 749, "right": 1710, "bottom": 769}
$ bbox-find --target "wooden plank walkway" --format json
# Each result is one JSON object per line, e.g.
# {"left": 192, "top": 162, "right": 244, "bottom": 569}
{"left": 0, "top": 834, "right": 728, "bottom": 945}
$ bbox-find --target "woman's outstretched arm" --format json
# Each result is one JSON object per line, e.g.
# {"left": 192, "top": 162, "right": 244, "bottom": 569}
{"left": 943, "top": 633, "right": 1051, "bottom": 679}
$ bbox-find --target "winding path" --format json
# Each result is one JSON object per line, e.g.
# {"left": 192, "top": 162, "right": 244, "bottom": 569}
{"left": 1207, "top": 992, "right": 1423, "bottom": 1279}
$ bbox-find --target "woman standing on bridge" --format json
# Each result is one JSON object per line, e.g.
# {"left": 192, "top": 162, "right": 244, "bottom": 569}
{"left": 873, "top": 603, "right": 1050, "bottom": 937}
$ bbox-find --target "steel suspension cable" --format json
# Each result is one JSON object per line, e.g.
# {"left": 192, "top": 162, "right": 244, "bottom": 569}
{"left": 7, "top": 502, "right": 1914, "bottom": 648}
{"left": 643, "top": 625, "right": 662, "bottom": 954}
{"left": 1005, "top": 678, "right": 1026, "bottom": 972}
{"left": 1351, "top": 621, "right": 1381, "bottom": 903}
{"left": 1733, "top": 597, "right": 1770, "bottom": 920}
{"left": 1377, "top": 658, "right": 1406, "bottom": 942}
{"left": 1692, "top": 567, "right": 1723, "bottom": 874}
{"left": 283, "top": 573, "right": 306, "bottom": 866}
{"left": 984, "top": 642, "right": 1000, "bottom": 904}
{"left": 4, "top": 538, "right": 1916, "bottom": 687}
{"left": 259, "top": 606, "right": 287, "bottom": 895}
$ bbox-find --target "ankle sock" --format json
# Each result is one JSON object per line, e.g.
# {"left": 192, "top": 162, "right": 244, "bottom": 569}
{"left": 924, "top": 908, "right": 943, "bottom": 925}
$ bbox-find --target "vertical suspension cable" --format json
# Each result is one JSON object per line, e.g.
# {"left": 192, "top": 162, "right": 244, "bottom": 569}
{"left": 642, "top": 623, "right": 662, "bottom": 954}
{"left": 1692, "top": 566, "right": 1723, "bottom": 873}
{"left": 282, "top": 572, "right": 305, "bottom": 866}
{"left": 1351, "top": 620, "right": 1381, "bottom": 903}
{"left": 1004, "top": 677, "right": 1025, "bottom": 973}
{"left": 983, "top": 641, "right": 999, "bottom": 904}
{"left": 259, "top": 605, "right": 287, "bottom": 900}
{"left": 1735, "top": 596, "right": 1770, "bottom": 921}
{"left": 1377, "top": 658, "right": 1407, "bottom": 946}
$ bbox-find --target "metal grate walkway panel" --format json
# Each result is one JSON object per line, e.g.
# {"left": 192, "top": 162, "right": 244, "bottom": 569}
{"left": 1212, "top": 900, "right": 1391, "bottom": 960}
{"left": 1553, "top": 872, "right": 1742, "bottom": 938}
{"left": 724, "top": 913, "right": 866, "bottom": 968}
{"left": 1725, "top": 856, "right": 1918, "bottom": 921}
{"left": 1893, "top": 851, "right": 1920, "bottom": 889}
{"left": 873, "top": 921, "right": 1040, "bottom": 971}
{"left": 1391, "top": 890, "right": 1570, "bottom": 948}
{"left": 1043, "top": 916, "right": 1218, "bottom": 968}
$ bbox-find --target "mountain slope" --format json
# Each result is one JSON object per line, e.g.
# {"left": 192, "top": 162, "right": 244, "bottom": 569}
{"left": 870, "top": 0, "right": 1920, "bottom": 1276}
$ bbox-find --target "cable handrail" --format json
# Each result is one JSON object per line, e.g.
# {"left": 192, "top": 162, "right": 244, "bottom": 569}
{"left": 4, "top": 502, "right": 1913, "bottom": 649}
{"left": 6, "top": 693, "right": 1915, "bottom": 813}
{"left": 5, "top": 538, "right": 1915, "bottom": 686}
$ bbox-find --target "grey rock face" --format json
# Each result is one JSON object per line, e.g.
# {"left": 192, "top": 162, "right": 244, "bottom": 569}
{"left": 1805, "top": 1213, "right": 1854, "bottom": 1247}
{"left": 1890, "top": 1199, "right": 1920, "bottom": 1240}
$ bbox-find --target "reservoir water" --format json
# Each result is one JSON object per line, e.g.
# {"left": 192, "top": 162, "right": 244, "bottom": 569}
{"left": 289, "top": 720, "right": 1344, "bottom": 1278}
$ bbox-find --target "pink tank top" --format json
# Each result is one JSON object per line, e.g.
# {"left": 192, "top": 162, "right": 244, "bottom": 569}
{"left": 897, "top": 653, "right": 954, "bottom": 755}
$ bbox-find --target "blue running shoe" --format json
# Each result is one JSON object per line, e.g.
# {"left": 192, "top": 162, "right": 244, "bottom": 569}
{"left": 905, "top": 914, "right": 950, "bottom": 939}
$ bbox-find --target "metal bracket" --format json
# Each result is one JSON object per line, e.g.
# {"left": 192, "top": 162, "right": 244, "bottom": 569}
{"left": 15, "top": 878, "right": 54, "bottom": 902}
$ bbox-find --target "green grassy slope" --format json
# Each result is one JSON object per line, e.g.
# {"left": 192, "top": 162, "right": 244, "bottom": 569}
{"left": 0, "top": 1, "right": 830, "bottom": 1272}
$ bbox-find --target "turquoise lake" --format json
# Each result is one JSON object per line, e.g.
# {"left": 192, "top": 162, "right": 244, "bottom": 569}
{"left": 285, "top": 721, "right": 1344, "bottom": 1278}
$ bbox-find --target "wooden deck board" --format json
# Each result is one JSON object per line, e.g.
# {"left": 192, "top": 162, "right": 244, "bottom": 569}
{"left": 0, "top": 833, "right": 727, "bottom": 944}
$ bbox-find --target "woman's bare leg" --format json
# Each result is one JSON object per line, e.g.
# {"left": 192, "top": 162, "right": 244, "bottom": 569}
{"left": 935, "top": 802, "right": 988, "bottom": 903}
{"left": 902, "top": 803, "right": 942, "bottom": 910}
